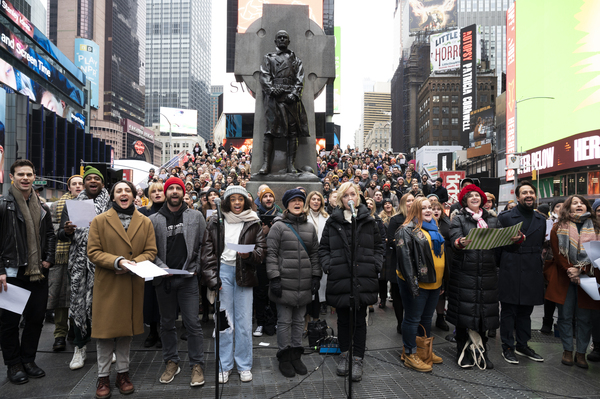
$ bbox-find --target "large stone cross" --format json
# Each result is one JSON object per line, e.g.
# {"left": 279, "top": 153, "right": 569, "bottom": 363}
{"left": 235, "top": 4, "right": 335, "bottom": 179}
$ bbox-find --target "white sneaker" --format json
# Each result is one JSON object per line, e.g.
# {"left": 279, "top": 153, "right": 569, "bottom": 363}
{"left": 253, "top": 326, "right": 263, "bottom": 337}
{"left": 239, "top": 370, "right": 253, "bottom": 382}
{"left": 70, "top": 346, "right": 86, "bottom": 370}
{"left": 111, "top": 352, "right": 116, "bottom": 364}
{"left": 218, "top": 369, "right": 231, "bottom": 384}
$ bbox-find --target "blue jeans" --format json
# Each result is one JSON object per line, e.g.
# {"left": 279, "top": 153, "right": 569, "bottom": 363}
{"left": 218, "top": 263, "right": 253, "bottom": 372}
{"left": 557, "top": 283, "right": 593, "bottom": 353}
{"left": 397, "top": 277, "right": 440, "bottom": 354}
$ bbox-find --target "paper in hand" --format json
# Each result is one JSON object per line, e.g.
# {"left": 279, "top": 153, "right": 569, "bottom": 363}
{"left": 579, "top": 275, "right": 600, "bottom": 301}
{"left": 66, "top": 199, "right": 96, "bottom": 228}
{"left": 582, "top": 241, "right": 600, "bottom": 270}
{"left": 226, "top": 243, "right": 255, "bottom": 253}
{"left": 127, "top": 261, "right": 169, "bottom": 279}
{"left": 0, "top": 284, "right": 31, "bottom": 314}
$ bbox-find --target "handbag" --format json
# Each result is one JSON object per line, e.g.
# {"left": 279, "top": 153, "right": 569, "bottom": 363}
{"left": 458, "top": 329, "right": 486, "bottom": 369}
{"left": 400, "top": 324, "right": 434, "bottom": 366}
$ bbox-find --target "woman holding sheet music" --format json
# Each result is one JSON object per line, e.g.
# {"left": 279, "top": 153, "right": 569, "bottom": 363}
{"left": 545, "top": 195, "right": 600, "bottom": 369}
{"left": 87, "top": 180, "right": 157, "bottom": 397}
{"left": 448, "top": 184, "right": 501, "bottom": 369}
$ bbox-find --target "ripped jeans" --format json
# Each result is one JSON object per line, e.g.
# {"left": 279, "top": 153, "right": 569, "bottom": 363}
{"left": 217, "top": 263, "right": 253, "bottom": 372}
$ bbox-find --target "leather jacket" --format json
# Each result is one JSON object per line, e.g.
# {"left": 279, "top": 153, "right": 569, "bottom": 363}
{"left": 0, "top": 191, "right": 56, "bottom": 277}
{"left": 201, "top": 215, "right": 267, "bottom": 289}
{"left": 395, "top": 220, "right": 437, "bottom": 297}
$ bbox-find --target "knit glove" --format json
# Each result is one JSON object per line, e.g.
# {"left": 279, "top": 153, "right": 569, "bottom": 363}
{"left": 311, "top": 276, "right": 320, "bottom": 295}
{"left": 270, "top": 277, "right": 282, "bottom": 298}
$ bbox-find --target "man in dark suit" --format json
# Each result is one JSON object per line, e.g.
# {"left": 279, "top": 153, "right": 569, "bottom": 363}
{"left": 497, "top": 181, "right": 546, "bottom": 365}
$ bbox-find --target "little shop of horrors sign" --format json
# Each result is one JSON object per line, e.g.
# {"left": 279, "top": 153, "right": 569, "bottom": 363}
{"left": 518, "top": 130, "right": 600, "bottom": 178}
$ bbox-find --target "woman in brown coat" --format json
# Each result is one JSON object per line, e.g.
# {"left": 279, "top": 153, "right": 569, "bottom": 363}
{"left": 87, "top": 180, "right": 157, "bottom": 398}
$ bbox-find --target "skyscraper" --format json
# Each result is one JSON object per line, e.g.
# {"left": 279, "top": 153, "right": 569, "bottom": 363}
{"left": 145, "top": 0, "right": 211, "bottom": 139}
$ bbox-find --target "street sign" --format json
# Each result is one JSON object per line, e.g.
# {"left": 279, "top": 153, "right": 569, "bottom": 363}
{"left": 33, "top": 180, "right": 47, "bottom": 185}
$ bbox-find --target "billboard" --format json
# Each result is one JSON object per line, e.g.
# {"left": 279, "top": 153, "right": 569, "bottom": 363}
{"left": 416, "top": 144, "right": 462, "bottom": 179}
{"left": 0, "top": 86, "right": 5, "bottom": 183}
{"left": 439, "top": 170, "right": 465, "bottom": 205}
{"left": 237, "top": 0, "right": 323, "bottom": 33}
{"left": 430, "top": 29, "right": 460, "bottom": 72}
{"left": 159, "top": 107, "right": 198, "bottom": 135}
{"left": 408, "top": 0, "right": 457, "bottom": 33}
{"left": 469, "top": 105, "right": 494, "bottom": 148}
{"left": 74, "top": 39, "right": 100, "bottom": 109}
{"left": 505, "top": 2, "right": 516, "bottom": 181}
{"left": 514, "top": 2, "right": 598, "bottom": 156}
{"left": 460, "top": 24, "right": 477, "bottom": 142}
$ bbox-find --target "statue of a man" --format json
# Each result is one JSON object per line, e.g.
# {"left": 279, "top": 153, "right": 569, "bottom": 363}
{"left": 258, "top": 30, "right": 309, "bottom": 174}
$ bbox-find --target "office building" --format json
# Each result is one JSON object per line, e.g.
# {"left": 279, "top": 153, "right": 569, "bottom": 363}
{"left": 210, "top": 85, "right": 223, "bottom": 141}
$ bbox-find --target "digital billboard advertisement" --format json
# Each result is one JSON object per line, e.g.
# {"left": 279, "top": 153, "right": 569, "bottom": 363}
{"left": 408, "top": 0, "right": 457, "bottom": 33}
{"left": 0, "top": 86, "right": 5, "bottom": 183}
{"left": 74, "top": 39, "right": 99, "bottom": 109}
{"left": 460, "top": 24, "right": 477, "bottom": 141}
{"left": 505, "top": 2, "right": 516, "bottom": 181}
{"left": 513, "top": 1, "right": 599, "bottom": 160}
{"left": 160, "top": 107, "right": 198, "bottom": 135}
{"left": 237, "top": 0, "right": 323, "bottom": 33}
{"left": 469, "top": 105, "right": 494, "bottom": 148}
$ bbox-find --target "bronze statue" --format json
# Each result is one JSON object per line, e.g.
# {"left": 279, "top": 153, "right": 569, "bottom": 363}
{"left": 258, "top": 30, "right": 309, "bottom": 174}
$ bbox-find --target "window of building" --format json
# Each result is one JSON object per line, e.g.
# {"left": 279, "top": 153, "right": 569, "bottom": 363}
{"left": 442, "top": 118, "right": 449, "bottom": 125}
{"left": 451, "top": 95, "right": 458, "bottom": 103}
{"left": 480, "top": 95, "right": 487, "bottom": 103}
{"left": 452, "top": 140, "right": 459, "bottom": 146}
{"left": 442, "top": 107, "right": 449, "bottom": 114}
{"left": 442, "top": 140, "right": 449, "bottom": 145}
{"left": 433, "top": 140, "right": 439, "bottom": 146}
{"left": 451, "top": 118, "right": 459, "bottom": 125}
{"left": 433, "top": 118, "right": 440, "bottom": 126}
{"left": 433, "top": 107, "right": 439, "bottom": 115}
{"left": 442, "top": 96, "right": 449, "bottom": 102}
{"left": 432, "top": 129, "right": 439, "bottom": 137}
{"left": 433, "top": 96, "right": 440, "bottom": 103}
{"left": 452, "top": 106, "right": 458, "bottom": 114}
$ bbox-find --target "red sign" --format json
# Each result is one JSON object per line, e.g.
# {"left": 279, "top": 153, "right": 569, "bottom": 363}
{"left": 0, "top": 0, "right": 34, "bottom": 38}
{"left": 122, "top": 169, "right": 133, "bottom": 182}
{"left": 440, "top": 170, "right": 466, "bottom": 205}
{"left": 506, "top": 2, "right": 516, "bottom": 181}
{"left": 133, "top": 140, "right": 145, "bottom": 155}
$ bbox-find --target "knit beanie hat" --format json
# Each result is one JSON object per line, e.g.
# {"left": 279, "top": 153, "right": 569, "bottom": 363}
{"left": 164, "top": 176, "right": 186, "bottom": 195}
{"left": 259, "top": 187, "right": 275, "bottom": 202}
{"left": 282, "top": 189, "right": 306, "bottom": 209}
{"left": 551, "top": 198, "right": 565, "bottom": 213}
{"left": 592, "top": 199, "right": 600, "bottom": 213}
{"left": 223, "top": 185, "right": 249, "bottom": 201}
{"left": 83, "top": 166, "right": 104, "bottom": 182}
{"left": 458, "top": 184, "right": 487, "bottom": 207}
{"left": 67, "top": 174, "right": 83, "bottom": 186}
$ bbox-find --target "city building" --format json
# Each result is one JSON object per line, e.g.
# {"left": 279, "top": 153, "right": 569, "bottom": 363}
{"left": 361, "top": 83, "right": 391, "bottom": 151}
{"left": 145, "top": 0, "right": 212, "bottom": 139}
{"left": 210, "top": 85, "right": 223, "bottom": 141}
{"left": 11, "top": 0, "right": 47, "bottom": 35}
{"left": 151, "top": 124, "right": 205, "bottom": 166}
{"left": 364, "top": 122, "right": 392, "bottom": 153}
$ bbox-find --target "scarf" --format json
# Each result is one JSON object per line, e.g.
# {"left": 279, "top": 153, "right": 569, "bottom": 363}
{"left": 223, "top": 209, "right": 259, "bottom": 224}
{"left": 112, "top": 201, "right": 135, "bottom": 215}
{"left": 465, "top": 207, "right": 488, "bottom": 228}
{"left": 68, "top": 188, "right": 111, "bottom": 335}
{"left": 557, "top": 212, "right": 597, "bottom": 269}
{"left": 9, "top": 185, "right": 43, "bottom": 281}
{"left": 421, "top": 219, "right": 444, "bottom": 258}
{"left": 54, "top": 192, "right": 76, "bottom": 264}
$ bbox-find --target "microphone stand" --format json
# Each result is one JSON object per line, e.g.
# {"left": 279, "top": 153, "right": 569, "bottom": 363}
{"left": 214, "top": 205, "right": 223, "bottom": 399}
{"left": 347, "top": 208, "right": 357, "bottom": 398}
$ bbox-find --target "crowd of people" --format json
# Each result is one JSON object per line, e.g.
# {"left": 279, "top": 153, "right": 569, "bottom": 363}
{"left": 1, "top": 142, "right": 599, "bottom": 398}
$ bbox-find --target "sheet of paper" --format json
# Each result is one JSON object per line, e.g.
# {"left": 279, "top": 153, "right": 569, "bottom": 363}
{"left": 0, "top": 284, "right": 31, "bottom": 314}
{"left": 259, "top": 342, "right": 270, "bottom": 346}
{"left": 164, "top": 268, "right": 193, "bottom": 275}
{"left": 545, "top": 219, "right": 554, "bottom": 240}
{"left": 206, "top": 209, "right": 215, "bottom": 219}
{"left": 66, "top": 199, "right": 96, "bottom": 228}
{"left": 464, "top": 222, "right": 523, "bottom": 250}
{"left": 226, "top": 243, "right": 255, "bottom": 253}
{"left": 580, "top": 275, "right": 600, "bottom": 301}
{"left": 127, "top": 260, "right": 169, "bottom": 279}
{"left": 582, "top": 241, "right": 600, "bottom": 270}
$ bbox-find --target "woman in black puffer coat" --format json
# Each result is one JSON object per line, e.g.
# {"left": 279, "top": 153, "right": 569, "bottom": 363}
{"left": 448, "top": 184, "right": 500, "bottom": 369}
{"left": 319, "top": 182, "right": 384, "bottom": 382}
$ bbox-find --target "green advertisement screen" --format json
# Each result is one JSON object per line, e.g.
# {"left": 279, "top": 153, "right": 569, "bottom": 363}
{"left": 516, "top": 0, "right": 599, "bottom": 152}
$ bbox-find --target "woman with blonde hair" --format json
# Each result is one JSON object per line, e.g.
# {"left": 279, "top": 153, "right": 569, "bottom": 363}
{"left": 304, "top": 191, "right": 329, "bottom": 315}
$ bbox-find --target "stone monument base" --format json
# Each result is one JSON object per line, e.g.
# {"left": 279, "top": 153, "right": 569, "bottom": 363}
{"left": 247, "top": 177, "right": 323, "bottom": 211}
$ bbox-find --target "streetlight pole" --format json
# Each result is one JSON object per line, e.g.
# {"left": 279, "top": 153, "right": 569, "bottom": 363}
{"left": 513, "top": 96, "right": 554, "bottom": 194}
{"left": 160, "top": 113, "right": 172, "bottom": 165}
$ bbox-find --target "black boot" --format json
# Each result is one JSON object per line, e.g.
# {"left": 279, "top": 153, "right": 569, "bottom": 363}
{"left": 258, "top": 136, "right": 274, "bottom": 174}
{"left": 277, "top": 348, "right": 296, "bottom": 377}
{"left": 435, "top": 314, "right": 449, "bottom": 331}
{"left": 587, "top": 343, "right": 600, "bottom": 362}
{"left": 286, "top": 138, "right": 298, "bottom": 173}
{"left": 290, "top": 347, "right": 307, "bottom": 375}
{"left": 540, "top": 317, "right": 553, "bottom": 335}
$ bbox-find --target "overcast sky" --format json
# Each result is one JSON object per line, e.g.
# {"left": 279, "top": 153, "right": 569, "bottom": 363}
{"left": 211, "top": 0, "right": 396, "bottom": 148}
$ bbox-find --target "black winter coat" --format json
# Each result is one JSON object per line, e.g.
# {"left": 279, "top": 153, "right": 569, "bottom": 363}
{"left": 497, "top": 206, "right": 546, "bottom": 306}
{"left": 318, "top": 204, "right": 384, "bottom": 308}
{"left": 447, "top": 208, "right": 499, "bottom": 331}
{"left": 386, "top": 213, "right": 406, "bottom": 282}
{"left": 266, "top": 212, "right": 321, "bottom": 307}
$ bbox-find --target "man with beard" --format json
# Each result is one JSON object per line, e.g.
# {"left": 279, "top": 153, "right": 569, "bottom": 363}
{"left": 381, "top": 182, "right": 399, "bottom": 208}
{"left": 497, "top": 181, "right": 545, "bottom": 365}
{"left": 0, "top": 160, "right": 56, "bottom": 384}
{"left": 149, "top": 177, "right": 207, "bottom": 387}
{"left": 365, "top": 179, "right": 378, "bottom": 199}
{"left": 58, "top": 166, "right": 112, "bottom": 371}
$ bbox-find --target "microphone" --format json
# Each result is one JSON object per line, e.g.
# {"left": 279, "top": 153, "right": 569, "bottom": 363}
{"left": 214, "top": 197, "right": 223, "bottom": 223}
{"left": 348, "top": 200, "right": 357, "bottom": 218}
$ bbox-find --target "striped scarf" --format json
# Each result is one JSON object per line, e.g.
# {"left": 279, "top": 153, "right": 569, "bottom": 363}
{"left": 556, "top": 212, "right": 597, "bottom": 269}
{"left": 54, "top": 192, "right": 76, "bottom": 265}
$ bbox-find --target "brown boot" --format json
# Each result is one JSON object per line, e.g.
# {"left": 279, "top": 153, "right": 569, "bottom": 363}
{"left": 115, "top": 372, "right": 134, "bottom": 395}
{"left": 575, "top": 352, "right": 589, "bottom": 369}
{"left": 95, "top": 376, "right": 111, "bottom": 399}
{"left": 431, "top": 351, "right": 443, "bottom": 364}
{"left": 404, "top": 353, "right": 432, "bottom": 373}
{"left": 561, "top": 350, "right": 573, "bottom": 366}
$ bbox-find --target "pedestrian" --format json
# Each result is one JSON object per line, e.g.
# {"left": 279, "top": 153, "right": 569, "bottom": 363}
{"left": 87, "top": 180, "right": 157, "bottom": 397}
{"left": 202, "top": 185, "right": 267, "bottom": 384}
{"left": 149, "top": 177, "right": 207, "bottom": 387}
{"left": 430, "top": 200, "right": 451, "bottom": 332}
{"left": 448, "top": 184, "right": 502, "bottom": 369}
{"left": 545, "top": 195, "right": 600, "bottom": 368}
{"left": 430, "top": 178, "right": 449, "bottom": 204}
{"left": 304, "top": 191, "right": 330, "bottom": 316}
{"left": 267, "top": 189, "right": 321, "bottom": 377}
{"left": 48, "top": 174, "right": 83, "bottom": 352}
{"left": 58, "top": 165, "right": 111, "bottom": 371}
{"left": 497, "top": 181, "right": 545, "bottom": 365}
{"left": 396, "top": 197, "right": 446, "bottom": 372}
{"left": 0, "top": 160, "right": 56, "bottom": 384}
{"left": 540, "top": 198, "right": 564, "bottom": 336}
{"left": 319, "top": 182, "right": 384, "bottom": 381}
